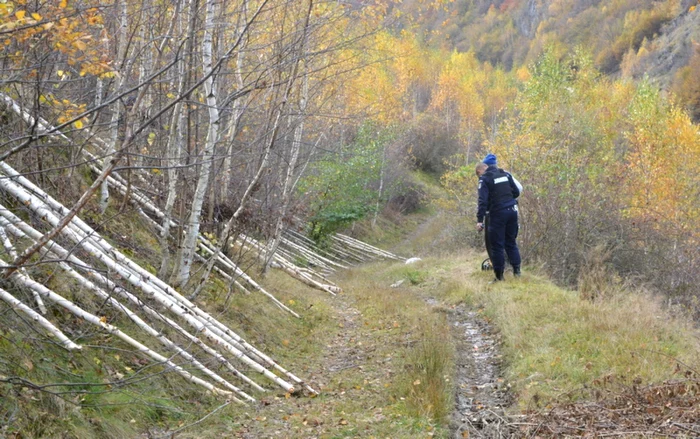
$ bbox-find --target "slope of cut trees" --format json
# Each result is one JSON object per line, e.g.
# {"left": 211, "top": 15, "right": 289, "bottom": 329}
{"left": 0, "top": 0, "right": 408, "bottom": 415}
{"left": 0, "top": 133, "right": 402, "bottom": 402}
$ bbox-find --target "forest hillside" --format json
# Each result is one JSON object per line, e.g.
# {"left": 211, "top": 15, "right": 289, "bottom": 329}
{"left": 390, "top": 0, "right": 700, "bottom": 121}
{"left": 1, "top": 0, "right": 699, "bottom": 437}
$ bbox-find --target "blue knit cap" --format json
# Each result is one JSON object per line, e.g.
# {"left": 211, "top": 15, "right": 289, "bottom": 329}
{"left": 483, "top": 154, "right": 497, "bottom": 165}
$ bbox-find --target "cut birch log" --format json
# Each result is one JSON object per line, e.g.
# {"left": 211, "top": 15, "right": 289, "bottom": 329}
{"left": 0, "top": 207, "right": 266, "bottom": 394}
{"left": 284, "top": 229, "right": 356, "bottom": 265}
{"left": 237, "top": 234, "right": 341, "bottom": 295}
{"left": 2, "top": 260, "right": 234, "bottom": 398}
{"left": 0, "top": 180, "right": 309, "bottom": 393}
{"left": 50, "top": 254, "right": 256, "bottom": 402}
{"left": 0, "top": 286, "right": 81, "bottom": 351}
{"left": 279, "top": 236, "right": 346, "bottom": 271}
{"left": 0, "top": 224, "right": 47, "bottom": 314}
{"left": 80, "top": 158, "right": 302, "bottom": 316}
{"left": 335, "top": 233, "right": 404, "bottom": 260}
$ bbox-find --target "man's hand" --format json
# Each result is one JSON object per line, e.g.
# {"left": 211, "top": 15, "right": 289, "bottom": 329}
{"left": 476, "top": 222, "right": 484, "bottom": 232}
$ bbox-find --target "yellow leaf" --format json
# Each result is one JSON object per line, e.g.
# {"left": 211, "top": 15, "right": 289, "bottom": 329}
{"left": 57, "top": 70, "right": 64, "bottom": 77}
{"left": 73, "top": 120, "right": 83, "bottom": 129}
{"left": 31, "top": 12, "right": 41, "bottom": 21}
{"left": 59, "top": 0, "right": 67, "bottom": 8}
{"left": 73, "top": 40, "right": 86, "bottom": 51}
{"left": 15, "top": 10, "right": 25, "bottom": 19}
{"left": 0, "top": 3, "right": 14, "bottom": 15}
{"left": 99, "top": 316, "right": 106, "bottom": 323}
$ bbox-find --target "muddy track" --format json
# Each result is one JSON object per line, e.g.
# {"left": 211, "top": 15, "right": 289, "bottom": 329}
{"left": 429, "top": 300, "right": 514, "bottom": 438}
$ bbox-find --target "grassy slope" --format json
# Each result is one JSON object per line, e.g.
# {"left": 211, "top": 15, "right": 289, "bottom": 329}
{"left": 2, "top": 196, "right": 699, "bottom": 438}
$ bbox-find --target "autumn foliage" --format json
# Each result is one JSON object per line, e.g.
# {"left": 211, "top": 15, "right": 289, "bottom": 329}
{"left": 344, "top": 27, "right": 699, "bottom": 312}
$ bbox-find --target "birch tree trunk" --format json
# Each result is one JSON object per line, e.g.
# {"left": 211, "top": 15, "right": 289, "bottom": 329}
{"left": 100, "top": 0, "right": 128, "bottom": 214}
{"left": 0, "top": 224, "right": 47, "bottom": 313}
{"left": 158, "top": 0, "right": 191, "bottom": 280}
{"left": 174, "top": 0, "right": 221, "bottom": 288}
{"left": 263, "top": 62, "right": 309, "bottom": 274}
{"left": 192, "top": 0, "right": 314, "bottom": 292}
{"left": 0, "top": 207, "right": 266, "bottom": 394}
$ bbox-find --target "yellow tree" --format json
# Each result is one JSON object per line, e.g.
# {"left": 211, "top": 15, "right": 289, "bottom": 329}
{"left": 624, "top": 83, "right": 700, "bottom": 239}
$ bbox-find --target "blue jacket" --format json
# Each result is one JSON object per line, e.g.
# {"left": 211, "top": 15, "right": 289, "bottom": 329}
{"left": 477, "top": 166, "right": 520, "bottom": 222}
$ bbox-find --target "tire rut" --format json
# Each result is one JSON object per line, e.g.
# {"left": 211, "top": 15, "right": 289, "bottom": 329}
{"left": 429, "top": 299, "right": 514, "bottom": 438}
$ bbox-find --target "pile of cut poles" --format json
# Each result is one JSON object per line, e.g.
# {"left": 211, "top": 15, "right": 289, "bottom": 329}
{"left": 0, "top": 93, "right": 404, "bottom": 399}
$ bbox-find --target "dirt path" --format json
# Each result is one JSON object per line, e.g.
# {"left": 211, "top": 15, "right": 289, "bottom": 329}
{"left": 427, "top": 298, "right": 513, "bottom": 439}
{"left": 226, "top": 290, "right": 401, "bottom": 439}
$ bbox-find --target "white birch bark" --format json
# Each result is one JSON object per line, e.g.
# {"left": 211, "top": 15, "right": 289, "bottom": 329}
{"left": 51, "top": 254, "right": 255, "bottom": 401}
{"left": 263, "top": 70, "right": 309, "bottom": 273}
{"left": 0, "top": 224, "right": 47, "bottom": 313}
{"left": 81, "top": 158, "right": 300, "bottom": 317}
{"left": 100, "top": 0, "right": 129, "bottom": 215}
{"left": 2, "top": 89, "right": 334, "bottom": 313}
{"left": 0, "top": 210, "right": 265, "bottom": 394}
{"left": 0, "top": 177, "right": 305, "bottom": 393}
{"left": 334, "top": 233, "right": 403, "bottom": 260}
{"left": 0, "top": 287, "right": 80, "bottom": 351}
{"left": 1, "top": 261, "right": 233, "bottom": 398}
{"left": 174, "top": 0, "right": 222, "bottom": 287}
{"left": 280, "top": 236, "right": 347, "bottom": 270}
{"left": 238, "top": 233, "right": 340, "bottom": 295}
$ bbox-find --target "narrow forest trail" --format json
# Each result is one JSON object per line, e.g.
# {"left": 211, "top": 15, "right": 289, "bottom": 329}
{"left": 216, "top": 211, "right": 700, "bottom": 439}
{"left": 218, "top": 282, "right": 424, "bottom": 439}
{"left": 172, "top": 212, "right": 517, "bottom": 438}
{"left": 395, "top": 212, "right": 515, "bottom": 438}
{"left": 227, "top": 282, "right": 514, "bottom": 439}
{"left": 438, "top": 301, "right": 512, "bottom": 438}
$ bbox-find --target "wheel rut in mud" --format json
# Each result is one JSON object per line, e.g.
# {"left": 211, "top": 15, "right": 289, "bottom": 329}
{"left": 429, "top": 299, "right": 514, "bottom": 438}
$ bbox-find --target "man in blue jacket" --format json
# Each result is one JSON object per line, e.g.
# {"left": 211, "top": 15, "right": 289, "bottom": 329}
{"left": 476, "top": 154, "right": 522, "bottom": 281}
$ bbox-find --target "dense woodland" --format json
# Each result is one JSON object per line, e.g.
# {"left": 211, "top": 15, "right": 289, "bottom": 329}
{"left": 0, "top": 0, "right": 699, "bottom": 436}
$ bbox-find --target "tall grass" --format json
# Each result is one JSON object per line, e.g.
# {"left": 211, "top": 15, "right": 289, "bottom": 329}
{"left": 399, "top": 316, "right": 453, "bottom": 422}
{"left": 340, "top": 261, "right": 455, "bottom": 426}
{"left": 441, "top": 257, "right": 700, "bottom": 409}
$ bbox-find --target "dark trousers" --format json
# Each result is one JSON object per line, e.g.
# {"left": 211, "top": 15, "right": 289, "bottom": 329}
{"left": 487, "top": 206, "right": 521, "bottom": 272}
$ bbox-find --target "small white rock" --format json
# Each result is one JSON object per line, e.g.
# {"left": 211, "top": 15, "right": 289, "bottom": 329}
{"left": 405, "top": 257, "right": 422, "bottom": 264}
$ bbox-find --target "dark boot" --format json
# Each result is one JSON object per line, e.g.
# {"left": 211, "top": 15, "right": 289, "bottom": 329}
{"left": 490, "top": 269, "right": 504, "bottom": 283}
{"left": 513, "top": 265, "right": 521, "bottom": 277}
